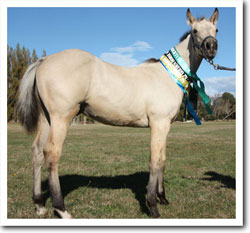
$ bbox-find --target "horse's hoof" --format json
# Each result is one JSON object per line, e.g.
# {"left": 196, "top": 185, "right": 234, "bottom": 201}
{"left": 152, "top": 211, "right": 161, "bottom": 218}
{"left": 54, "top": 209, "right": 72, "bottom": 219}
{"left": 159, "top": 198, "right": 169, "bottom": 205}
{"left": 147, "top": 201, "right": 161, "bottom": 218}
{"left": 35, "top": 205, "right": 48, "bottom": 216}
{"left": 157, "top": 192, "right": 169, "bottom": 205}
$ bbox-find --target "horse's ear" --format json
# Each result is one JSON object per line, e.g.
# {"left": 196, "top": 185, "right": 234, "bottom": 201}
{"left": 187, "top": 8, "right": 196, "bottom": 25}
{"left": 210, "top": 8, "right": 219, "bottom": 25}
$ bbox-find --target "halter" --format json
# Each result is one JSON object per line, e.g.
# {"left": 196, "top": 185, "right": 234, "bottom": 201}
{"left": 190, "top": 32, "right": 218, "bottom": 62}
{"left": 191, "top": 32, "right": 236, "bottom": 71}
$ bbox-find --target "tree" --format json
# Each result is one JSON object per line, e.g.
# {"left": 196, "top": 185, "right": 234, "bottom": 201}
{"left": 175, "top": 91, "right": 236, "bottom": 122}
{"left": 7, "top": 46, "right": 18, "bottom": 121}
{"left": 222, "top": 92, "right": 236, "bottom": 119}
{"left": 10, "top": 44, "right": 30, "bottom": 121}
{"left": 222, "top": 92, "right": 236, "bottom": 105}
{"left": 212, "top": 92, "right": 236, "bottom": 120}
{"left": 7, "top": 46, "right": 14, "bottom": 121}
{"left": 7, "top": 44, "right": 47, "bottom": 121}
{"left": 32, "top": 49, "right": 38, "bottom": 63}
{"left": 42, "top": 50, "right": 47, "bottom": 57}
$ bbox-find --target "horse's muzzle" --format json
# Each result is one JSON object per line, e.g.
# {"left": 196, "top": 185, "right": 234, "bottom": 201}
{"left": 201, "top": 36, "right": 218, "bottom": 60}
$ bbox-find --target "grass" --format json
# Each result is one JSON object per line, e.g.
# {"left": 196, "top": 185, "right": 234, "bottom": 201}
{"left": 7, "top": 121, "right": 236, "bottom": 219}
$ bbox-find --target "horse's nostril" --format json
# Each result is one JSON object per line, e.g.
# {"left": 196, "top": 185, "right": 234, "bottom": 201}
{"left": 214, "top": 42, "right": 218, "bottom": 50}
{"left": 206, "top": 43, "right": 210, "bottom": 50}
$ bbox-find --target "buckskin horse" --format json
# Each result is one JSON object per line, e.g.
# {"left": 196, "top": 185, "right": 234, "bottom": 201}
{"left": 17, "top": 8, "right": 219, "bottom": 218}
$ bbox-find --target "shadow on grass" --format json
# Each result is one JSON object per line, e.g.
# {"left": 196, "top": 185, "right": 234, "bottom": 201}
{"left": 201, "top": 171, "right": 236, "bottom": 190}
{"left": 42, "top": 171, "right": 151, "bottom": 216}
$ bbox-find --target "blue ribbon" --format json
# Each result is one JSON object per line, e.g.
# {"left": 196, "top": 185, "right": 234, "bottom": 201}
{"left": 185, "top": 94, "right": 201, "bottom": 125}
{"left": 160, "top": 58, "right": 202, "bottom": 126}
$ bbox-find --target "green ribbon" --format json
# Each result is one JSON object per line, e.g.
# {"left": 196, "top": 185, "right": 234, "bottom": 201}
{"left": 170, "top": 47, "right": 212, "bottom": 114}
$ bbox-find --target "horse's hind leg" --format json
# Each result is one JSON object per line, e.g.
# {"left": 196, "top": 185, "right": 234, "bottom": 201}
{"left": 32, "top": 114, "right": 50, "bottom": 216}
{"left": 147, "top": 118, "right": 170, "bottom": 218}
{"left": 44, "top": 108, "right": 79, "bottom": 218}
{"left": 157, "top": 167, "right": 169, "bottom": 205}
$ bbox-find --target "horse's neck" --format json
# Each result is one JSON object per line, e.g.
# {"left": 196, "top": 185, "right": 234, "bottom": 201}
{"left": 175, "top": 34, "right": 202, "bottom": 73}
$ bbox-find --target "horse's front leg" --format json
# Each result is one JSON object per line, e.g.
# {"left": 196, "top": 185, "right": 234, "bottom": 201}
{"left": 147, "top": 118, "right": 171, "bottom": 218}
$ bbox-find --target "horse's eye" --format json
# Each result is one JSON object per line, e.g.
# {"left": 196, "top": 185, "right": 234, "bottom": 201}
{"left": 216, "top": 29, "right": 218, "bottom": 33}
{"left": 193, "top": 29, "right": 198, "bottom": 34}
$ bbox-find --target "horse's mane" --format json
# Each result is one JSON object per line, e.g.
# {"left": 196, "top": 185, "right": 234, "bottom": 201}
{"left": 144, "top": 17, "right": 206, "bottom": 64}
{"left": 144, "top": 58, "right": 160, "bottom": 63}
{"left": 179, "top": 30, "right": 191, "bottom": 42}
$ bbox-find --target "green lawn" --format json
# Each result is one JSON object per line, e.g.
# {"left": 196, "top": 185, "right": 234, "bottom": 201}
{"left": 7, "top": 121, "right": 236, "bottom": 218}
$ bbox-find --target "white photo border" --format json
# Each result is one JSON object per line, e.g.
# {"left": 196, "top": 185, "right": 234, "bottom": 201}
{"left": 0, "top": 0, "right": 243, "bottom": 227}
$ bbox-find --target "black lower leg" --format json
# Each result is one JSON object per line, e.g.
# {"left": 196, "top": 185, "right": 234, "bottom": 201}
{"left": 146, "top": 198, "right": 160, "bottom": 218}
{"left": 49, "top": 179, "right": 65, "bottom": 212}
{"left": 32, "top": 193, "right": 43, "bottom": 206}
{"left": 157, "top": 185, "right": 169, "bottom": 205}
{"left": 156, "top": 169, "right": 169, "bottom": 205}
{"left": 47, "top": 164, "right": 65, "bottom": 212}
{"left": 146, "top": 174, "right": 160, "bottom": 218}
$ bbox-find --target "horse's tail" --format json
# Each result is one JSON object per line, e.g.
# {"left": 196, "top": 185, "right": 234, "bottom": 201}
{"left": 17, "top": 57, "right": 46, "bottom": 133}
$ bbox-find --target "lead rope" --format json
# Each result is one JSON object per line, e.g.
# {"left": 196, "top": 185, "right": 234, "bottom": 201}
{"left": 206, "top": 59, "right": 236, "bottom": 71}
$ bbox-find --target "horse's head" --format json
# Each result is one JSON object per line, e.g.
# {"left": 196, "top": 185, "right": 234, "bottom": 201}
{"left": 187, "top": 8, "right": 219, "bottom": 61}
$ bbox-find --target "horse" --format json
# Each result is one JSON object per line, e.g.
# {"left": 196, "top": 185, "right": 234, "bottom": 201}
{"left": 17, "top": 8, "right": 219, "bottom": 218}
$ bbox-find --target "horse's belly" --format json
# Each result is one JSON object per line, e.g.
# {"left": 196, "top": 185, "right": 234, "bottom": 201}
{"left": 81, "top": 103, "right": 149, "bottom": 128}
